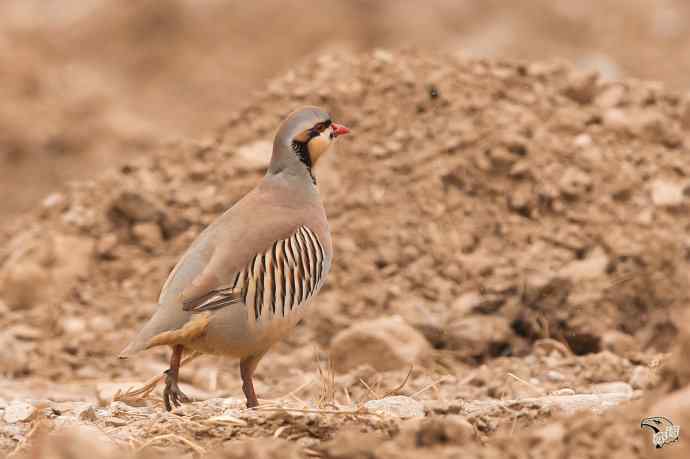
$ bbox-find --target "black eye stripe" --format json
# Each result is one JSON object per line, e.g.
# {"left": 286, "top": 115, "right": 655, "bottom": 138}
{"left": 311, "top": 120, "right": 332, "bottom": 134}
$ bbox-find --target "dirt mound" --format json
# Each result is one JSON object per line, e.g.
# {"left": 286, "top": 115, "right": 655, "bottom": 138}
{"left": 5, "top": 0, "right": 690, "bottom": 220}
{"left": 1, "top": 50, "right": 689, "bottom": 457}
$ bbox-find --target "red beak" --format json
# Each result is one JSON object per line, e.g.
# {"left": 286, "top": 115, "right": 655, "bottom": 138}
{"left": 332, "top": 123, "right": 350, "bottom": 137}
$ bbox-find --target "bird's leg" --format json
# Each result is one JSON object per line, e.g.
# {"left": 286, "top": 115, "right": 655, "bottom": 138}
{"left": 163, "top": 345, "right": 190, "bottom": 411}
{"left": 240, "top": 353, "right": 264, "bottom": 408}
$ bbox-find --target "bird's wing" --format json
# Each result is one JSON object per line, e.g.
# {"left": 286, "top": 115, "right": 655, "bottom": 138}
{"left": 181, "top": 225, "right": 327, "bottom": 319}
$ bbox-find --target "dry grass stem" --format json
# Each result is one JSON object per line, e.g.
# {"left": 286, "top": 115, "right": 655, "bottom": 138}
{"left": 135, "top": 433, "right": 206, "bottom": 455}
{"left": 410, "top": 376, "right": 452, "bottom": 399}
{"left": 507, "top": 372, "right": 544, "bottom": 395}
{"left": 114, "top": 352, "right": 201, "bottom": 405}
{"left": 381, "top": 365, "right": 414, "bottom": 398}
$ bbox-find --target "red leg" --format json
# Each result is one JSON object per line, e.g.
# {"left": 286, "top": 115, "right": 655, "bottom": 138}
{"left": 163, "top": 345, "right": 190, "bottom": 411}
{"left": 240, "top": 353, "right": 265, "bottom": 408}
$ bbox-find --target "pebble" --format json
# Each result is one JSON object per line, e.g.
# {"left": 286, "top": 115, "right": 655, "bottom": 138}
{"left": 546, "top": 371, "right": 565, "bottom": 382}
{"left": 236, "top": 140, "right": 272, "bottom": 169}
{"left": 629, "top": 366, "right": 658, "bottom": 390}
{"left": 651, "top": 180, "right": 685, "bottom": 207}
{"left": 3, "top": 401, "right": 35, "bottom": 423}
{"left": 132, "top": 222, "right": 164, "bottom": 250}
{"left": 558, "top": 246, "right": 609, "bottom": 281}
{"left": 591, "top": 381, "right": 633, "bottom": 395}
{"left": 365, "top": 396, "right": 425, "bottom": 418}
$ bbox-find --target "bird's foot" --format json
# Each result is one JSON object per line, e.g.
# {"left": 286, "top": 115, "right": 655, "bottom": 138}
{"left": 163, "top": 369, "right": 190, "bottom": 411}
{"left": 245, "top": 397, "right": 259, "bottom": 409}
{"left": 242, "top": 381, "right": 259, "bottom": 409}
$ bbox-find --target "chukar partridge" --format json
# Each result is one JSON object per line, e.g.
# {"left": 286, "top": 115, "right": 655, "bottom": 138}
{"left": 119, "top": 107, "right": 349, "bottom": 410}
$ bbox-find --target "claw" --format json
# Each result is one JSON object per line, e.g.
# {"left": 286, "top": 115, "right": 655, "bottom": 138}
{"left": 163, "top": 369, "right": 190, "bottom": 411}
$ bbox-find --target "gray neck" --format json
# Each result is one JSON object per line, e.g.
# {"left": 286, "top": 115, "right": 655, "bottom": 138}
{"left": 267, "top": 138, "right": 315, "bottom": 182}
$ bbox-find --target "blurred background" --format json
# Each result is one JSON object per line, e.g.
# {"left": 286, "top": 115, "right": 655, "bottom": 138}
{"left": 2, "top": 0, "right": 690, "bottom": 217}
{"left": 2, "top": 2, "right": 690, "bottom": 457}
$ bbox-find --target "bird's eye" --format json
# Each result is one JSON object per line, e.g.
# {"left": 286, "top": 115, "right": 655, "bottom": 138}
{"left": 314, "top": 123, "right": 327, "bottom": 132}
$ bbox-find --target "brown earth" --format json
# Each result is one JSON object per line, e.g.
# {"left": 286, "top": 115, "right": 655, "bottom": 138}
{"left": 1, "top": 48, "right": 690, "bottom": 458}
{"left": 4, "top": 0, "right": 690, "bottom": 217}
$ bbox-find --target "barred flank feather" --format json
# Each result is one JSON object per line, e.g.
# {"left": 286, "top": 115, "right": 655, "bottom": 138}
{"left": 185, "top": 226, "right": 326, "bottom": 321}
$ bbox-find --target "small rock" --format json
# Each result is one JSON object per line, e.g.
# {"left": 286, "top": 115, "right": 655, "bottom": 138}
{"left": 110, "top": 191, "right": 162, "bottom": 223}
{"left": 602, "top": 108, "right": 629, "bottom": 131}
{"left": 62, "top": 317, "right": 87, "bottom": 334}
{"left": 558, "top": 167, "right": 592, "bottom": 198}
{"left": 548, "top": 392, "right": 631, "bottom": 413}
{"left": 77, "top": 404, "right": 98, "bottom": 422}
{"left": 559, "top": 246, "right": 609, "bottom": 281}
{"left": 95, "top": 234, "right": 119, "bottom": 258}
{"left": 3, "top": 401, "right": 35, "bottom": 423}
{"left": 573, "top": 133, "right": 592, "bottom": 147}
{"left": 576, "top": 54, "right": 620, "bottom": 81}
{"left": 451, "top": 292, "right": 483, "bottom": 316}
{"left": 42, "top": 192, "right": 66, "bottom": 209}
{"left": 365, "top": 396, "right": 425, "bottom": 418}
{"left": 89, "top": 315, "right": 114, "bottom": 333}
{"left": 601, "top": 330, "right": 638, "bottom": 356}
{"left": 629, "top": 366, "right": 658, "bottom": 390}
{"left": 236, "top": 140, "right": 272, "bottom": 169}
{"left": 595, "top": 84, "right": 626, "bottom": 108}
{"left": 395, "top": 299, "right": 444, "bottom": 347}
{"left": 330, "top": 316, "right": 431, "bottom": 373}
{"left": 591, "top": 381, "right": 633, "bottom": 396}
{"left": 563, "top": 71, "right": 598, "bottom": 104}
{"left": 132, "top": 222, "right": 163, "bottom": 250}
{"left": 651, "top": 180, "right": 685, "bottom": 207}
{"left": 444, "top": 315, "right": 512, "bottom": 357}
{"left": 550, "top": 388, "right": 576, "bottom": 396}
{"left": 546, "top": 371, "right": 565, "bottom": 382}
{"left": 373, "top": 49, "right": 394, "bottom": 63}
{"left": 423, "top": 399, "right": 463, "bottom": 415}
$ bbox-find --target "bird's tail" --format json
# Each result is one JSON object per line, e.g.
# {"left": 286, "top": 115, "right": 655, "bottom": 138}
{"left": 118, "top": 305, "right": 182, "bottom": 358}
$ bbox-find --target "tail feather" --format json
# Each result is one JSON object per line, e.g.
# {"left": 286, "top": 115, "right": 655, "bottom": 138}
{"left": 119, "top": 302, "right": 196, "bottom": 359}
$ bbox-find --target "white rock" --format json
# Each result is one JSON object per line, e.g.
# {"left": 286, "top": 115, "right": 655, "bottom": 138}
{"left": 365, "top": 396, "right": 425, "bottom": 418}
{"left": 42, "top": 192, "right": 66, "bottom": 209}
{"left": 559, "top": 246, "right": 609, "bottom": 281}
{"left": 573, "top": 133, "right": 592, "bottom": 147}
{"left": 236, "top": 140, "right": 272, "bottom": 169}
{"left": 62, "top": 317, "right": 87, "bottom": 334}
{"left": 629, "top": 366, "right": 658, "bottom": 390}
{"left": 3, "top": 401, "right": 35, "bottom": 423}
{"left": 651, "top": 180, "right": 685, "bottom": 207}
{"left": 591, "top": 381, "right": 633, "bottom": 395}
{"left": 545, "top": 371, "right": 564, "bottom": 382}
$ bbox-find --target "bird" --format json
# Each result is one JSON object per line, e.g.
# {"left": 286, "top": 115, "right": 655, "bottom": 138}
{"left": 119, "top": 106, "right": 349, "bottom": 410}
{"left": 640, "top": 416, "right": 680, "bottom": 448}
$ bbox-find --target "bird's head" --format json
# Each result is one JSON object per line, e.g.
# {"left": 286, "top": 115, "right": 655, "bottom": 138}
{"left": 269, "top": 106, "right": 350, "bottom": 182}
{"left": 641, "top": 416, "right": 673, "bottom": 434}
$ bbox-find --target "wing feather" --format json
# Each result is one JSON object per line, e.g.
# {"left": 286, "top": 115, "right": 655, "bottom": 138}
{"left": 182, "top": 226, "right": 326, "bottom": 315}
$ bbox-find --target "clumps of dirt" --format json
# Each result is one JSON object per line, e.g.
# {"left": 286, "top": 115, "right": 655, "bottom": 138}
{"left": 1, "top": 50, "right": 690, "bottom": 457}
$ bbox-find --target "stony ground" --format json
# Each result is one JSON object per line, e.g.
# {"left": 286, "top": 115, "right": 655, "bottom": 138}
{"left": 1, "top": 49, "right": 690, "bottom": 457}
